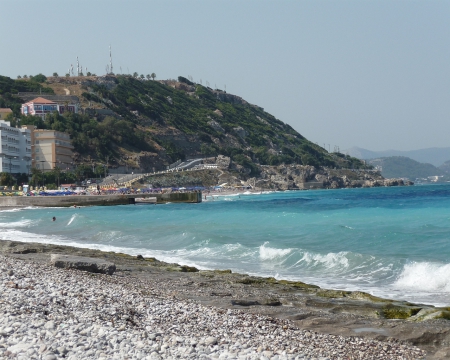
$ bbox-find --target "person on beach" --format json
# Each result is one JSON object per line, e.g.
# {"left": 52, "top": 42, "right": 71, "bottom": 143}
{"left": 52, "top": 216, "right": 56, "bottom": 221}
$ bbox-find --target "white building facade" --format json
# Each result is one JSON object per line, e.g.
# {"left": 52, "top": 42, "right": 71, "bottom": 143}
{"left": 0, "top": 120, "right": 32, "bottom": 174}
{"left": 21, "top": 97, "right": 78, "bottom": 119}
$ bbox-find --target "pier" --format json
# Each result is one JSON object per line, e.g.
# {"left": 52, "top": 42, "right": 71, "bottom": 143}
{"left": 0, "top": 192, "right": 202, "bottom": 207}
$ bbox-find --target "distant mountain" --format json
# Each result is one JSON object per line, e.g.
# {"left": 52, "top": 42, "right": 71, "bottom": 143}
{"left": 367, "top": 156, "right": 444, "bottom": 180}
{"left": 346, "top": 147, "right": 450, "bottom": 167}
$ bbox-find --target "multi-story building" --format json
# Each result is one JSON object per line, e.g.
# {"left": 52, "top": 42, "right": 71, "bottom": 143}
{"left": 0, "top": 108, "right": 13, "bottom": 120}
{"left": 22, "top": 126, "right": 73, "bottom": 171}
{"left": 0, "top": 120, "right": 32, "bottom": 174}
{"left": 21, "top": 97, "right": 78, "bottom": 119}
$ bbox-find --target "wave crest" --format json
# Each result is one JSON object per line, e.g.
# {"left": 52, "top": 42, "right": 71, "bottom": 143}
{"left": 394, "top": 262, "right": 450, "bottom": 292}
{"left": 259, "top": 242, "right": 292, "bottom": 260}
{"left": 300, "top": 251, "right": 350, "bottom": 270}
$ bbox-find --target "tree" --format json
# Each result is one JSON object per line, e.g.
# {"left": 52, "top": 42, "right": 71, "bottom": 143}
{"left": 140, "top": 74, "right": 144, "bottom": 80}
{"left": 0, "top": 172, "right": 15, "bottom": 186}
{"left": 32, "top": 74, "right": 47, "bottom": 83}
{"left": 53, "top": 72, "right": 58, "bottom": 77}
{"left": 65, "top": 73, "right": 70, "bottom": 77}
{"left": 133, "top": 72, "right": 138, "bottom": 78}
{"left": 51, "top": 166, "right": 62, "bottom": 187}
{"left": 87, "top": 72, "right": 92, "bottom": 76}
{"left": 146, "top": 74, "right": 151, "bottom": 80}
{"left": 17, "top": 75, "right": 22, "bottom": 79}
{"left": 23, "top": 75, "right": 28, "bottom": 79}
{"left": 151, "top": 73, "right": 156, "bottom": 80}
{"left": 30, "top": 168, "right": 43, "bottom": 188}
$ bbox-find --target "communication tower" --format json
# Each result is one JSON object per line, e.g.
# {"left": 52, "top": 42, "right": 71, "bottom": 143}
{"left": 109, "top": 45, "right": 114, "bottom": 74}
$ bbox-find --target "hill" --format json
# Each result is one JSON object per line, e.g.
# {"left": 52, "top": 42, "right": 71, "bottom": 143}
{"left": 367, "top": 156, "right": 444, "bottom": 180}
{"left": 0, "top": 74, "right": 369, "bottom": 176}
{"left": 346, "top": 146, "right": 450, "bottom": 167}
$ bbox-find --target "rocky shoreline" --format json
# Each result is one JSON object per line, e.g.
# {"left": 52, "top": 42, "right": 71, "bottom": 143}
{"left": 147, "top": 160, "right": 412, "bottom": 192}
{"left": 1, "top": 240, "right": 449, "bottom": 359}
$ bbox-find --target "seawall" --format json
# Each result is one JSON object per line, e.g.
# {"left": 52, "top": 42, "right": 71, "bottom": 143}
{"left": 0, "top": 192, "right": 202, "bottom": 207}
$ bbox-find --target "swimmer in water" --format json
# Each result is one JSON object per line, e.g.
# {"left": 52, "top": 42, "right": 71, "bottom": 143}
{"left": 52, "top": 216, "right": 56, "bottom": 221}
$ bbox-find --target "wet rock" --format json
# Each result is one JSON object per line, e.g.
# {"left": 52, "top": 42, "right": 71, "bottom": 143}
{"left": 382, "top": 304, "right": 422, "bottom": 319}
{"left": 231, "top": 300, "right": 259, "bottom": 306}
{"left": 260, "top": 298, "right": 282, "bottom": 306}
{"left": 50, "top": 254, "right": 116, "bottom": 275}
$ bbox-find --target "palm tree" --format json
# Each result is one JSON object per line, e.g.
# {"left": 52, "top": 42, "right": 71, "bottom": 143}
{"left": 133, "top": 72, "right": 138, "bottom": 78}
{"left": 140, "top": 74, "right": 145, "bottom": 80}
{"left": 146, "top": 74, "right": 151, "bottom": 80}
{"left": 151, "top": 73, "right": 156, "bottom": 80}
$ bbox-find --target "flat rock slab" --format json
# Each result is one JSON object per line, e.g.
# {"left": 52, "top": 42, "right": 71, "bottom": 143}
{"left": 50, "top": 254, "right": 116, "bottom": 275}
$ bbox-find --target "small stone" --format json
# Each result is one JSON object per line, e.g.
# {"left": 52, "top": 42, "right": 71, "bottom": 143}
{"left": 205, "top": 337, "right": 218, "bottom": 346}
{"left": 7, "top": 270, "right": 14, "bottom": 276}
{"left": 57, "top": 346, "right": 68, "bottom": 355}
{"left": 43, "top": 353, "right": 57, "bottom": 360}
{"left": 44, "top": 321, "right": 55, "bottom": 330}
{"left": 0, "top": 327, "right": 13, "bottom": 336}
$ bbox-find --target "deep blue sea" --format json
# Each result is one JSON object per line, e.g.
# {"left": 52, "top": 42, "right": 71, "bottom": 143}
{"left": 2, "top": 184, "right": 450, "bottom": 306}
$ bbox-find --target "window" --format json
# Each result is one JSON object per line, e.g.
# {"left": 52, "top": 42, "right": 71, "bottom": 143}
{"left": 36, "top": 156, "right": 40, "bottom": 160}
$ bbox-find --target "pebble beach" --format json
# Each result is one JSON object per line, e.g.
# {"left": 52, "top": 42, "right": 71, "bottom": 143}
{"left": 0, "top": 252, "right": 427, "bottom": 360}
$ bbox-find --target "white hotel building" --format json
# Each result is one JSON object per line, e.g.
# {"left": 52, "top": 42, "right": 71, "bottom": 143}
{"left": 0, "top": 120, "right": 32, "bottom": 174}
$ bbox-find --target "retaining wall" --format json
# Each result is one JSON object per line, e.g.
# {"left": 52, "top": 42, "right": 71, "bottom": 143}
{"left": 0, "top": 192, "right": 202, "bottom": 207}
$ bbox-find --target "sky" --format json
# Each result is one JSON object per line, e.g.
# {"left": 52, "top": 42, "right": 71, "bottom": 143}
{"left": 1, "top": 0, "right": 449, "bottom": 152}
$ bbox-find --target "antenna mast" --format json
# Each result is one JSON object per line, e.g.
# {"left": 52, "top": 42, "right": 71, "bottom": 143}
{"left": 109, "top": 45, "right": 113, "bottom": 74}
{"left": 76, "top": 57, "right": 79, "bottom": 76}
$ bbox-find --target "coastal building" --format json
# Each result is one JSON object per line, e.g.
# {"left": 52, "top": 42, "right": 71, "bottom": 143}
{"left": 22, "top": 125, "right": 74, "bottom": 171}
{"left": 0, "top": 120, "right": 32, "bottom": 174}
{"left": 0, "top": 108, "right": 13, "bottom": 120}
{"left": 21, "top": 97, "right": 78, "bottom": 119}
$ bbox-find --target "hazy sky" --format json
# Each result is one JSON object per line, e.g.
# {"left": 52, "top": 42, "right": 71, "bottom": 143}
{"left": 1, "top": 0, "right": 449, "bottom": 151}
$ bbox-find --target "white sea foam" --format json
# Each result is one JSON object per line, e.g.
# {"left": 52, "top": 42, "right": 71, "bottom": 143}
{"left": 299, "top": 251, "right": 350, "bottom": 270}
{"left": 0, "top": 208, "right": 23, "bottom": 213}
{"left": 259, "top": 242, "right": 291, "bottom": 260}
{"left": 394, "top": 262, "right": 450, "bottom": 292}
{"left": 0, "top": 219, "right": 34, "bottom": 228}
{"left": 67, "top": 214, "right": 78, "bottom": 226}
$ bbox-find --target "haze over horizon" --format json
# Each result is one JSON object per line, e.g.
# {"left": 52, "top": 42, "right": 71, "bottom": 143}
{"left": 1, "top": 0, "right": 449, "bottom": 152}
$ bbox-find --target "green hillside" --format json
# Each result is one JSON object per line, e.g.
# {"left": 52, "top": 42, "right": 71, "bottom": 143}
{"left": 0, "top": 74, "right": 369, "bottom": 174}
{"left": 368, "top": 156, "right": 444, "bottom": 179}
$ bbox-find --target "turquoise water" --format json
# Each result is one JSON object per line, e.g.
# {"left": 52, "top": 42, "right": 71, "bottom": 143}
{"left": 2, "top": 184, "right": 450, "bottom": 306}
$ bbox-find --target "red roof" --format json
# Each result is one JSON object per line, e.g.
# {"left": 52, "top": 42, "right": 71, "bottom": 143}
{"left": 28, "top": 97, "right": 56, "bottom": 104}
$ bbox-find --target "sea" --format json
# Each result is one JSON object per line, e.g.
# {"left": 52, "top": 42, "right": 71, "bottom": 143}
{"left": 2, "top": 184, "right": 450, "bottom": 307}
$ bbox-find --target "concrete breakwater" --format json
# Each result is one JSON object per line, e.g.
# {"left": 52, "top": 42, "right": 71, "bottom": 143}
{"left": 0, "top": 191, "right": 202, "bottom": 207}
